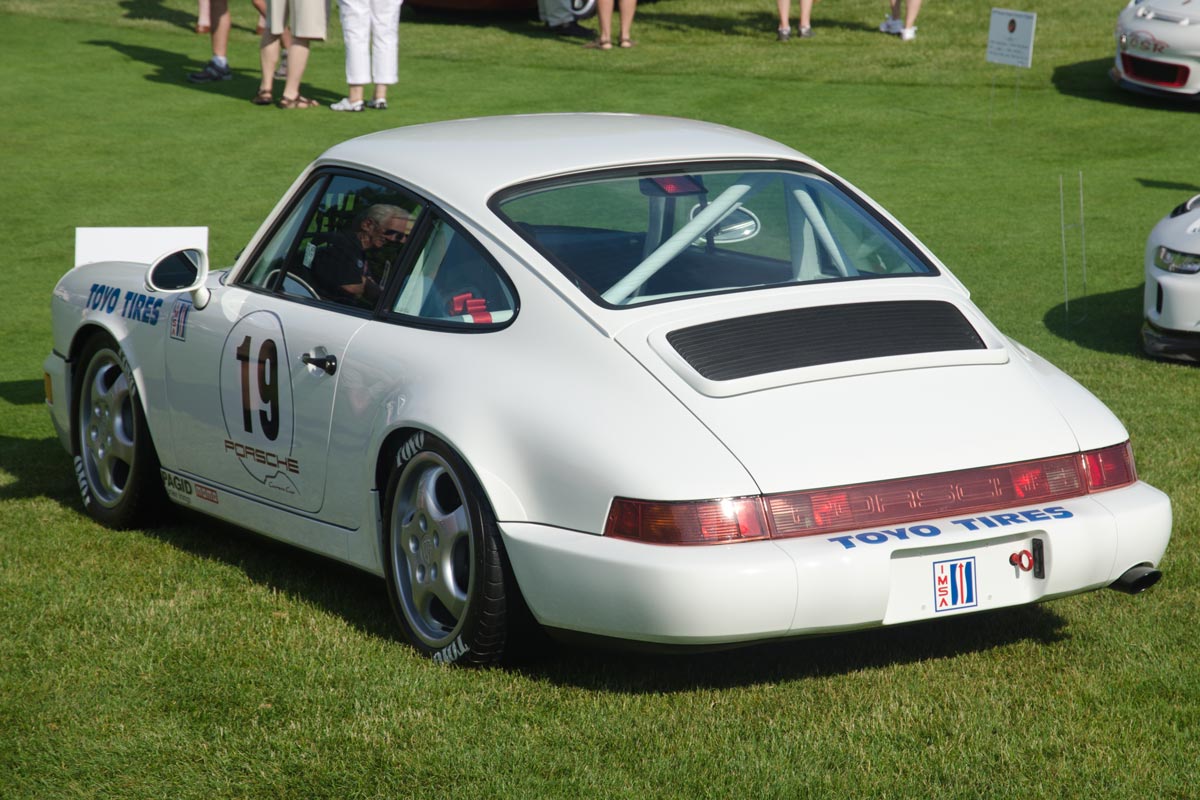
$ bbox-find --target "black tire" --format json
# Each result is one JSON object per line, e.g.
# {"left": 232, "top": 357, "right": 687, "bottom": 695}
{"left": 382, "top": 432, "right": 509, "bottom": 666}
{"left": 572, "top": 0, "right": 596, "bottom": 20}
{"left": 72, "top": 333, "right": 164, "bottom": 529}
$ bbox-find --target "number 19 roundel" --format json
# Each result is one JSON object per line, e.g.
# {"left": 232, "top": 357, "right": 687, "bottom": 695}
{"left": 219, "top": 312, "right": 297, "bottom": 490}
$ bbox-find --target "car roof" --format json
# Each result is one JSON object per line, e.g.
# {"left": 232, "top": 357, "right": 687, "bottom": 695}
{"left": 316, "top": 114, "right": 811, "bottom": 202}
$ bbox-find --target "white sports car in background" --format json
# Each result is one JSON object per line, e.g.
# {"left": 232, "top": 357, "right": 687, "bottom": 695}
{"left": 44, "top": 114, "right": 1172, "bottom": 666}
{"left": 1143, "top": 193, "right": 1200, "bottom": 360}
{"left": 1113, "top": 0, "right": 1200, "bottom": 98}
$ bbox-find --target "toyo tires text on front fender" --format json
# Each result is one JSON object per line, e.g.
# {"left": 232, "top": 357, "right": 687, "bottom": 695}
{"left": 72, "top": 332, "right": 164, "bottom": 529}
{"left": 382, "top": 432, "right": 511, "bottom": 666}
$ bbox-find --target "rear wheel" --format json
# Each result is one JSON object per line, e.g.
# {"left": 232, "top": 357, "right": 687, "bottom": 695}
{"left": 72, "top": 333, "right": 163, "bottom": 528}
{"left": 382, "top": 432, "right": 509, "bottom": 665}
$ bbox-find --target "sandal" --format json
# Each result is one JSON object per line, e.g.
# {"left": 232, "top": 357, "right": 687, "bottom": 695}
{"left": 619, "top": 37, "right": 636, "bottom": 48}
{"left": 251, "top": 89, "right": 273, "bottom": 106}
{"left": 584, "top": 37, "right": 612, "bottom": 50}
{"left": 277, "top": 95, "right": 319, "bottom": 109}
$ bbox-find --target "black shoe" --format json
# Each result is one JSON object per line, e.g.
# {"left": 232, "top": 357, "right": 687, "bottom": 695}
{"left": 188, "top": 59, "right": 232, "bottom": 83}
{"left": 549, "top": 20, "right": 593, "bottom": 39}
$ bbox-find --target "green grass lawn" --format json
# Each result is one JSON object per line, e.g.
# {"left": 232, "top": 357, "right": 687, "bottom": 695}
{"left": 1, "top": 1, "right": 1198, "bottom": 797}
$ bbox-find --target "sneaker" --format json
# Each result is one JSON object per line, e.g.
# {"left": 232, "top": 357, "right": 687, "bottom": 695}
{"left": 777, "top": 27, "right": 790, "bottom": 42}
{"left": 187, "top": 58, "right": 232, "bottom": 83}
{"left": 879, "top": 16, "right": 903, "bottom": 35}
{"left": 331, "top": 97, "right": 365, "bottom": 112}
{"left": 366, "top": 98, "right": 388, "bottom": 110}
{"left": 549, "top": 20, "right": 593, "bottom": 39}
{"left": 797, "top": 26, "right": 813, "bottom": 39}
{"left": 900, "top": 26, "right": 917, "bottom": 41}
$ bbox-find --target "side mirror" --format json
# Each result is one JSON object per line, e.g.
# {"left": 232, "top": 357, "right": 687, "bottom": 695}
{"left": 146, "top": 248, "right": 211, "bottom": 309}
{"left": 690, "top": 204, "right": 761, "bottom": 244}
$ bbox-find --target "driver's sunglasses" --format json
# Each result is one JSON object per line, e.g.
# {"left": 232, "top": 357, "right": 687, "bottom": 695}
{"left": 382, "top": 227, "right": 408, "bottom": 241}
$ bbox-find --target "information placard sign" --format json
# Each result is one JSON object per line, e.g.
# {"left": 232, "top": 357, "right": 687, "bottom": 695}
{"left": 75, "top": 227, "right": 209, "bottom": 268}
{"left": 987, "top": 9, "right": 1037, "bottom": 69}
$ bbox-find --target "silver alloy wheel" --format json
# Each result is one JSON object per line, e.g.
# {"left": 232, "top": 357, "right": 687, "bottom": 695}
{"left": 77, "top": 347, "right": 136, "bottom": 509}
{"left": 389, "top": 451, "right": 475, "bottom": 648}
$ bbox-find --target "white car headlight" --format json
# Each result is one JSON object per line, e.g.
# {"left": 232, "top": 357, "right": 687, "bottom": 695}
{"left": 1154, "top": 246, "right": 1200, "bottom": 274}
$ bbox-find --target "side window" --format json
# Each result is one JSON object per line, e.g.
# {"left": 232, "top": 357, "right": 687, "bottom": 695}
{"left": 240, "top": 173, "right": 422, "bottom": 310}
{"left": 239, "top": 181, "right": 325, "bottom": 292}
{"left": 391, "top": 217, "right": 516, "bottom": 326}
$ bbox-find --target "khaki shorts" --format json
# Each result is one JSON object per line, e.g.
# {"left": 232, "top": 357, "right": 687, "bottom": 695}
{"left": 268, "top": 0, "right": 329, "bottom": 39}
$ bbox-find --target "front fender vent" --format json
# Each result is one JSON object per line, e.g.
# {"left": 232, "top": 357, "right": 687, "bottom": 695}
{"left": 666, "top": 300, "right": 986, "bottom": 381}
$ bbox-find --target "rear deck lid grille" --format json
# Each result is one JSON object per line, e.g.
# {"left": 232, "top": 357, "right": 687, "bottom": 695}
{"left": 666, "top": 300, "right": 986, "bottom": 381}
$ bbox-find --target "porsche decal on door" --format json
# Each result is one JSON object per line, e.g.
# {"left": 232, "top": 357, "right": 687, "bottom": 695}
{"left": 219, "top": 312, "right": 301, "bottom": 496}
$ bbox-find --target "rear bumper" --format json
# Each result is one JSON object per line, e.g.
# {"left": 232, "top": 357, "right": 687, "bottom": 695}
{"left": 501, "top": 481, "right": 1171, "bottom": 645}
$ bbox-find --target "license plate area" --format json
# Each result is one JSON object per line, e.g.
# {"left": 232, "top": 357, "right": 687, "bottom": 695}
{"left": 883, "top": 532, "right": 1047, "bottom": 624}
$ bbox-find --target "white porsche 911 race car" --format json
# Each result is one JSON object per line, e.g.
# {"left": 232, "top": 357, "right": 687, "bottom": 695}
{"left": 45, "top": 114, "right": 1171, "bottom": 666}
{"left": 1143, "top": 193, "right": 1200, "bottom": 360}
{"left": 1113, "top": 0, "right": 1200, "bottom": 98}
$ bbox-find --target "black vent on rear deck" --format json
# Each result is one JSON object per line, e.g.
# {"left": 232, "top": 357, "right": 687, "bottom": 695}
{"left": 666, "top": 300, "right": 986, "bottom": 381}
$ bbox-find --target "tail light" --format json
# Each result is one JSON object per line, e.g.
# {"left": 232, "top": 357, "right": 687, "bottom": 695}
{"left": 604, "top": 443, "right": 1137, "bottom": 545}
{"left": 1084, "top": 442, "right": 1135, "bottom": 491}
{"left": 605, "top": 497, "right": 769, "bottom": 544}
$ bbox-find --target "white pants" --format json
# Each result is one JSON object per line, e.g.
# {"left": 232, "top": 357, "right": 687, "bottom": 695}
{"left": 337, "top": 0, "right": 402, "bottom": 86}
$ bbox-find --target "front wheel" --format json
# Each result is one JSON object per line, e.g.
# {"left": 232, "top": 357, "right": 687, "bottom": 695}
{"left": 382, "top": 432, "right": 510, "bottom": 665}
{"left": 72, "top": 333, "right": 163, "bottom": 528}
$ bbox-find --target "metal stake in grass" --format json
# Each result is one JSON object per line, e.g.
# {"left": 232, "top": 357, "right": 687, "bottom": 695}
{"left": 1060, "top": 171, "right": 1088, "bottom": 325}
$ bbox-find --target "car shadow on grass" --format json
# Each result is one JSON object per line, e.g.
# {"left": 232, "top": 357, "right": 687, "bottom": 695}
{"left": 1041, "top": 285, "right": 1145, "bottom": 357}
{"left": 146, "top": 508, "right": 406, "bottom": 643}
{"left": 0, "top": 434, "right": 79, "bottom": 505}
{"left": 518, "top": 605, "right": 1070, "bottom": 692}
{"left": 139, "top": 501, "right": 1075, "bottom": 688}
{"left": 85, "top": 39, "right": 337, "bottom": 105}
{"left": 0, "top": 378, "right": 79, "bottom": 503}
{"left": 1053, "top": 58, "right": 1200, "bottom": 113}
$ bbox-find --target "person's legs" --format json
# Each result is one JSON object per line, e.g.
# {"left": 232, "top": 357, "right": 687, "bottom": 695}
{"left": 596, "top": 0, "right": 613, "bottom": 44}
{"left": 258, "top": 32, "right": 281, "bottom": 96}
{"left": 197, "top": 0, "right": 211, "bottom": 31}
{"left": 340, "top": 0, "right": 370, "bottom": 103}
{"left": 617, "top": 0, "right": 635, "bottom": 44}
{"left": 188, "top": 0, "right": 233, "bottom": 80}
{"left": 281, "top": 38, "right": 314, "bottom": 102}
{"left": 369, "top": 0, "right": 401, "bottom": 101}
{"left": 903, "top": 0, "right": 921, "bottom": 29}
{"left": 777, "top": 0, "right": 790, "bottom": 34}
{"left": 211, "top": 0, "right": 231, "bottom": 60}
{"left": 798, "top": 0, "right": 812, "bottom": 31}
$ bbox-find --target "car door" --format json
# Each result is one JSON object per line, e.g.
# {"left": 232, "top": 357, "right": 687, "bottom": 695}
{"left": 163, "top": 170, "right": 424, "bottom": 515}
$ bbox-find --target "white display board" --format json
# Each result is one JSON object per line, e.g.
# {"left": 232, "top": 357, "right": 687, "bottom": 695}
{"left": 986, "top": 9, "right": 1037, "bottom": 69}
{"left": 74, "top": 227, "right": 208, "bottom": 268}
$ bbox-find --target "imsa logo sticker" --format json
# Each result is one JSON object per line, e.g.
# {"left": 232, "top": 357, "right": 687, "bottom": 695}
{"left": 933, "top": 556, "right": 977, "bottom": 612}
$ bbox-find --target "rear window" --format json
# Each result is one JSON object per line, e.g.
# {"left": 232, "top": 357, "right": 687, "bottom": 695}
{"left": 494, "top": 165, "right": 935, "bottom": 307}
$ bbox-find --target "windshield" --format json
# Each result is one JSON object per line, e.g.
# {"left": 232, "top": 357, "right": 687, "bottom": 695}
{"left": 495, "top": 165, "right": 936, "bottom": 307}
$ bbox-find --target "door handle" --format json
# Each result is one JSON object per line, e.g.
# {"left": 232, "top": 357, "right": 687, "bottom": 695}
{"left": 301, "top": 352, "right": 338, "bottom": 375}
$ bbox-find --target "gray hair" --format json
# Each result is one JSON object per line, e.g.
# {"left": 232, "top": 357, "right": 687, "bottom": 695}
{"left": 360, "top": 203, "right": 410, "bottom": 228}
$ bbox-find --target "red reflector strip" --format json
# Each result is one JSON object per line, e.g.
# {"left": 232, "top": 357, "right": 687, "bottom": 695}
{"left": 766, "top": 454, "right": 1086, "bottom": 539}
{"left": 604, "top": 444, "right": 1136, "bottom": 545}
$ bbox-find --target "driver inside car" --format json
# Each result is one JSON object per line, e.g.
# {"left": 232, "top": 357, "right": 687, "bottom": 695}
{"left": 311, "top": 204, "right": 414, "bottom": 307}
